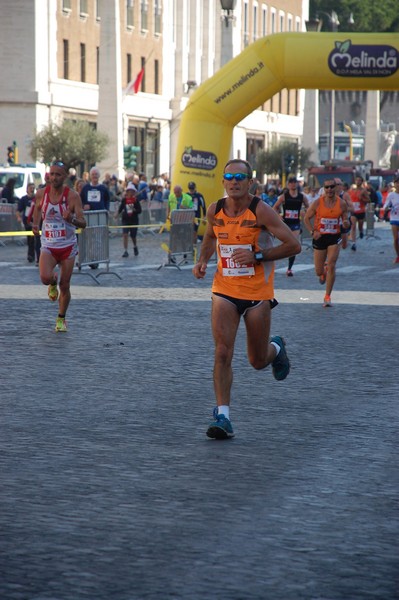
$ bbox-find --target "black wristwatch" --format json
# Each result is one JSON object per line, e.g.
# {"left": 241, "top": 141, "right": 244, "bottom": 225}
{"left": 254, "top": 251, "right": 263, "bottom": 264}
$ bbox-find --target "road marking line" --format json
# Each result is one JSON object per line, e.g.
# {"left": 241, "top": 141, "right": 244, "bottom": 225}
{"left": 0, "top": 285, "right": 398, "bottom": 306}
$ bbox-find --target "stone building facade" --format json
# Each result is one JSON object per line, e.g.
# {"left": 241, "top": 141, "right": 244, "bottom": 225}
{"left": 0, "top": 0, "right": 309, "bottom": 178}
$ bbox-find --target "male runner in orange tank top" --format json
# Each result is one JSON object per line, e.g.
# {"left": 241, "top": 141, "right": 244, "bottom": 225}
{"left": 193, "top": 159, "right": 301, "bottom": 439}
{"left": 349, "top": 175, "right": 370, "bottom": 251}
{"left": 304, "top": 178, "right": 349, "bottom": 308}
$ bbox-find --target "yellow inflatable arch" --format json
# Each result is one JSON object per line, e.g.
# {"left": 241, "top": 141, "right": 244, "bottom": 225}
{"left": 173, "top": 32, "right": 399, "bottom": 206}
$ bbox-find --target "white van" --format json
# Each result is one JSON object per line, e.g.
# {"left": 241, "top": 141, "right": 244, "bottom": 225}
{"left": 0, "top": 164, "right": 46, "bottom": 200}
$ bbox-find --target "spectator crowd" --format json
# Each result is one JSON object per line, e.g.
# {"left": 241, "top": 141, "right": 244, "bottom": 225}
{"left": 1, "top": 163, "right": 398, "bottom": 265}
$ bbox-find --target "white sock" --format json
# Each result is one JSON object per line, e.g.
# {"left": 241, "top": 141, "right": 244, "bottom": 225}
{"left": 271, "top": 341, "right": 280, "bottom": 356}
{"left": 218, "top": 405, "right": 230, "bottom": 419}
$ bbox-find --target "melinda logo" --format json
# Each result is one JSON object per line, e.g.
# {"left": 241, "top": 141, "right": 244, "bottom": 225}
{"left": 328, "top": 40, "right": 398, "bottom": 77}
{"left": 182, "top": 147, "right": 217, "bottom": 171}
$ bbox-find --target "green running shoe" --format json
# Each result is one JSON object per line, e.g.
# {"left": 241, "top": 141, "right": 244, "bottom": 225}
{"left": 55, "top": 317, "right": 67, "bottom": 332}
{"left": 48, "top": 281, "right": 58, "bottom": 302}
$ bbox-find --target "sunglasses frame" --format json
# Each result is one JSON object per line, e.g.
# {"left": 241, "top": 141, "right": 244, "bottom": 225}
{"left": 324, "top": 184, "right": 336, "bottom": 189}
{"left": 223, "top": 173, "right": 250, "bottom": 181}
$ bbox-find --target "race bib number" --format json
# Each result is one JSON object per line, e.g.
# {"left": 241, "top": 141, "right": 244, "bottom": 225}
{"left": 285, "top": 209, "right": 299, "bottom": 219}
{"left": 87, "top": 190, "right": 101, "bottom": 204}
{"left": 320, "top": 217, "right": 338, "bottom": 234}
{"left": 44, "top": 222, "right": 66, "bottom": 242}
{"left": 352, "top": 201, "right": 361, "bottom": 213}
{"left": 219, "top": 244, "right": 255, "bottom": 277}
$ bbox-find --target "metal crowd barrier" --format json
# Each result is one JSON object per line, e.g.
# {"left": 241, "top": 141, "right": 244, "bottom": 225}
{"left": 75, "top": 210, "right": 121, "bottom": 284}
{"left": 158, "top": 209, "right": 195, "bottom": 270}
{"left": 0, "top": 201, "right": 24, "bottom": 246}
{"left": 109, "top": 201, "right": 167, "bottom": 237}
{"left": 108, "top": 201, "right": 121, "bottom": 237}
{"left": 139, "top": 200, "right": 168, "bottom": 235}
{"left": 366, "top": 202, "right": 378, "bottom": 238}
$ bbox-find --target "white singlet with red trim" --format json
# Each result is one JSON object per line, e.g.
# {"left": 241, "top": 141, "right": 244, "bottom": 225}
{"left": 40, "top": 186, "right": 77, "bottom": 249}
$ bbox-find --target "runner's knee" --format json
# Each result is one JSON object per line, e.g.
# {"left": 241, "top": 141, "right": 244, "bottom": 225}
{"left": 215, "top": 343, "right": 233, "bottom": 366}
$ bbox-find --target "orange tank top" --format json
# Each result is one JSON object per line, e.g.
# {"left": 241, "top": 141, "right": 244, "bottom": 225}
{"left": 314, "top": 195, "right": 343, "bottom": 235}
{"left": 212, "top": 197, "right": 275, "bottom": 300}
{"left": 349, "top": 188, "right": 366, "bottom": 214}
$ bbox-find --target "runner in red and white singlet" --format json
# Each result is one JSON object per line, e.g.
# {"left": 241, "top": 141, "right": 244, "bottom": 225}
{"left": 32, "top": 161, "right": 86, "bottom": 332}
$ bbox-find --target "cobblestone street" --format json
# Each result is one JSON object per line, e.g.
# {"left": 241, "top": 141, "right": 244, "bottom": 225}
{"left": 1, "top": 224, "right": 398, "bottom": 599}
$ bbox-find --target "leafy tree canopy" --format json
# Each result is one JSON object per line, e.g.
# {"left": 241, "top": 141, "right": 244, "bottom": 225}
{"left": 30, "top": 120, "right": 110, "bottom": 170}
{"left": 309, "top": 0, "right": 399, "bottom": 33}
{"left": 255, "top": 141, "right": 314, "bottom": 179}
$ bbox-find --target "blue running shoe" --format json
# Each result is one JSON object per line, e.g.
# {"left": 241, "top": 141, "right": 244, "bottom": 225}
{"left": 206, "top": 408, "right": 234, "bottom": 439}
{"left": 271, "top": 336, "right": 290, "bottom": 381}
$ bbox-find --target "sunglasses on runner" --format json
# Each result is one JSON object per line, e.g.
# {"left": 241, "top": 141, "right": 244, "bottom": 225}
{"left": 223, "top": 173, "right": 250, "bottom": 181}
{"left": 324, "top": 184, "right": 336, "bottom": 189}
{"left": 51, "top": 160, "right": 65, "bottom": 168}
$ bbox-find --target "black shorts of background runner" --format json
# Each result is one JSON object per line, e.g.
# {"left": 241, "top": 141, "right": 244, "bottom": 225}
{"left": 353, "top": 212, "right": 366, "bottom": 221}
{"left": 312, "top": 233, "right": 342, "bottom": 250}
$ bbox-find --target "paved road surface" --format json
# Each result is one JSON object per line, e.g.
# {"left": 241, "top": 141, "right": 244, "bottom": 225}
{"left": 1, "top": 223, "right": 398, "bottom": 599}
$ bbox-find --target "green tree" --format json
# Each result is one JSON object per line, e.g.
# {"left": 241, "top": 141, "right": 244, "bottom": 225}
{"left": 30, "top": 120, "right": 110, "bottom": 170}
{"left": 309, "top": 0, "right": 399, "bottom": 32}
{"left": 255, "top": 141, "right": 314, "bottom": 180}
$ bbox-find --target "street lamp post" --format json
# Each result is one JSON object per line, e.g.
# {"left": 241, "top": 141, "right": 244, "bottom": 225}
{"left": 322, "top": 12, "right": 339, "bottom": 162}
{"left": 220, "top": 0, "right": 236, "bottom": 27}
{"left": 305, "top": 11, "right": 353, "bottom": 162}
{"left": 219, "top": 0, "right": 236, "bottom": 66}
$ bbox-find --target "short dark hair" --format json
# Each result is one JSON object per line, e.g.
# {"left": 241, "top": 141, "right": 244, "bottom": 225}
{"left": 224, "top": 159, "right": 253, "bottom": 177}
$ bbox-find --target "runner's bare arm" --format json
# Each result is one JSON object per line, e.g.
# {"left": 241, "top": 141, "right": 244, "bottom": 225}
{"left": 63, "top": 190, "right": 87, "bottom": 229}
{"left": 273, "top": 194, "right": 284, "bottom": 213}
{"left": 32, "top": 188, "right": 44, "bottom": 234}
{"left": 304, "top": 199, "right": 318, "bottom": 235}
{"left": 232, "top": 202, "right": 301, "bottom": 265}
{"left": 193, "top": 204, "right": 216, "bottom": 279}
{"left": 343, "top": 191, "right": 354, "bottom": 213}
{"left": 340, "top": 198, "right": 350, "bottom": 229}
{"left": 362, "top": 189, "right": 371, "bottom": 203}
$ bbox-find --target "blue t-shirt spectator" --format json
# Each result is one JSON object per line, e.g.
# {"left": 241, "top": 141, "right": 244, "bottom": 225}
{"left": 136, "top": 177, "right": 150, "bottom": 202}
{"left": 262, "top": 187, "right": 278, "bottom": 207}
{"left": 80, "top": 183, "right": 110, "bottom": 211}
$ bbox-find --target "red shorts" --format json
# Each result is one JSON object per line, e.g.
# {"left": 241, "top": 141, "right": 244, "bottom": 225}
{"left": 42, "top": 244, "right": 78, "bottom": 263}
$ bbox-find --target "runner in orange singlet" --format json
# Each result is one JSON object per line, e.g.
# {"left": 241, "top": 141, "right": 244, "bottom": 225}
{"left": 32, "top": 161, "right": 86, "bottom": 332}
{"left": 349, "top": 175, "right": 370, "bottom": 251}
{"left": 304, "top": 178, "right": 350, "bottom": 308}
{"left": 193, "top": 159, "right": 301, "bottom": 439}
{"left": 334, "top": 178, "right": 354, "bottom": 250}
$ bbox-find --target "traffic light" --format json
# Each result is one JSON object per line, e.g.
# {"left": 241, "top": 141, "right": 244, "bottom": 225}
{"left": 284, "top": 154, "right": 295, "bottom": 173}
{"left": 7, "top": 146, "right": 14, "bottom": 164}
{"left": 338, "top": 121, "right": 345, "bottom": 132}
{"left": 124, "top": 145, "right": 140, "bottom": 169}
{"left": 13, "top": 141, "right": 18, "bottom": 164}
